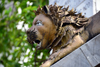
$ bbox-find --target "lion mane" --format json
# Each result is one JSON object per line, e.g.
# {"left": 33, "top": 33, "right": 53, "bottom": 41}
{"left": 33, "top": 4, "right": 89, "bottom": 51}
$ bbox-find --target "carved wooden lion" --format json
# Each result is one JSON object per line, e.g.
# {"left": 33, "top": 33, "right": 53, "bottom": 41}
{"left": 27, "top": 4, "right": 100, "bottom": 67}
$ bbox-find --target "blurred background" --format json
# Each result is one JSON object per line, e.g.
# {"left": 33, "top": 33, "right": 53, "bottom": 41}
{"left": 0, "top": 0, "right": 49, "bottom": 67}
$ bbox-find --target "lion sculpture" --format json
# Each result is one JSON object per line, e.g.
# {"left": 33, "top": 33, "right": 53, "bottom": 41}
{"left": 27, "top": 4, "right": 100, "bottom": 67}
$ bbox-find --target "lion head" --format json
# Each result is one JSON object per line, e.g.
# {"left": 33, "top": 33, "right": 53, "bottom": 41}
{"left": 27, "top": 13, "right": 56, "bottom": 49}
{"left": 26, "top": 4, "right": 89, "bottom": 51}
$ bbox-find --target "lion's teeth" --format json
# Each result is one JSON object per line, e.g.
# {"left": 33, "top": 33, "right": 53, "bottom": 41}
{"left": 33, "top": 41, "right": 41, "bottom": 49}
{"left": 37, "top": 42, "right": 41, "bottom": 47}
{"left": 33, "top": 41, "right": 35, "bottom": 44}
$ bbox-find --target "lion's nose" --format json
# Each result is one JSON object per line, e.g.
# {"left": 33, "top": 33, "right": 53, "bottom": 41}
{"left": 26, "top": 28, "right": 36, "bottom": 35}
{"left": 26, "top": 28, "right": 37, "bottom": 41}
{"left": 26, "top": 29, "right": 31, "bottom": 35}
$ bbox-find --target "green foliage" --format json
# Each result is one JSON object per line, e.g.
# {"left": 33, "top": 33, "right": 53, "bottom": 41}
{"left": 0, "top": 0, "right": 49, "bottom": 67}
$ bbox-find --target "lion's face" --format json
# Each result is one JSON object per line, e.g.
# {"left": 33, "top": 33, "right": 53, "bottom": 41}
{"left": 27, "top": 14, "right": 56, "bottom": 49}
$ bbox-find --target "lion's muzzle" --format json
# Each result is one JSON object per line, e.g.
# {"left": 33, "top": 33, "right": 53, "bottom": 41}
{"left": 26, "top": 29, "right": 42, "bottom": 49}
{"left": 26, "top": 29, "right": 37, "bottom": 44}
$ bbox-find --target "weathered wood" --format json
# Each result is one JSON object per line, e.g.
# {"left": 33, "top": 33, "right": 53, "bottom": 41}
{"left": 80, "top": 44, "right": 99, "bottom": 67}
{"left": 84, "top": 34, "right": 100, "bottom": 64}
{"left": 80, "top": 34, "right": 100, "bottom": 67}
{"left": 51, "top": 48, "right": 91, "bottom": 67}
{"left": 51, "top": 34, "right": 100, "bottom": 67}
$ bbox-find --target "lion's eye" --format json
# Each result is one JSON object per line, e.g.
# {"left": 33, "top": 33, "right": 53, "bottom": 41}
{"left": 35, "top": 20, "right": 43, "bottom": 26}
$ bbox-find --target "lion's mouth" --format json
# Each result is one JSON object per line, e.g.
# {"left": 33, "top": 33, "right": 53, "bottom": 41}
{"left": 34, "top": 40, "right": 40, "bottom": 44}
{"left": 27, "top": 37, "right": 42, "bottom": 49}
{"left": 34, "top": 40, "right": 42, "bottom": 49}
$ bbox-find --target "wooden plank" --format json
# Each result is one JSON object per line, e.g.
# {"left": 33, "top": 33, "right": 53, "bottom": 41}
{"left": 81, "top": 34, "right": 100, "bottom": 66}
{"left": 51, "top": 48, "right": 91, "bottom": 67}
{"left": 51, "top": 34, "right": 100, "bottom": 67}
{"left": 80, "top": 44, "right": 99, "bottom": 67}
{"left": 93, "top": 34, "right": 100, "bottom": 63}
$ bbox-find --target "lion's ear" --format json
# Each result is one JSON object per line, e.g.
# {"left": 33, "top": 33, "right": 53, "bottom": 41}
{"left": 43, "top": 6, "right": 50, "bottom": 14}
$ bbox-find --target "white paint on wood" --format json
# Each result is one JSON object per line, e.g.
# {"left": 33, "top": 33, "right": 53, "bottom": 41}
{"left": 49, "top": 0, "right": 100, "bottom": 18}
{"left": 76, "top": 0, "right": 93, "bottom": 17}
{"left": 93, "top": 0, "right": 100, "bottom": 14}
